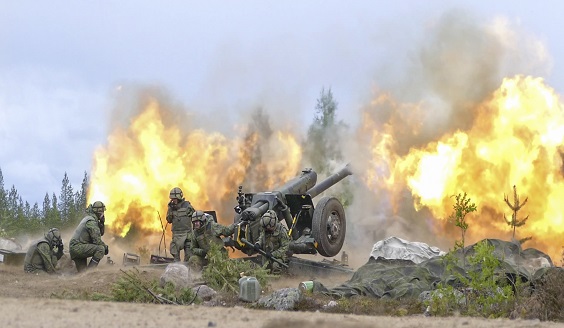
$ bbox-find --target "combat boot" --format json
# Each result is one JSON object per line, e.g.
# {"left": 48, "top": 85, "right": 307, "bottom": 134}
{"left": 88, "top": 258, "right": 99, "bottom": 268}
{"left": 73, "top": 258, "right": 88, "bottom": 272}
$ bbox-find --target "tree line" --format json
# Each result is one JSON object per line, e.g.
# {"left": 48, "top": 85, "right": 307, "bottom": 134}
{"left": 0, "top": 168, "right": 89, "bottom": 238}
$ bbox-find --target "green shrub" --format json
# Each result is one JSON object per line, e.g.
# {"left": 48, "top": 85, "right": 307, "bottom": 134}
{"left": 107, "top": 267, "right": 199, "bottom": 305}
{"left": 202, "top": 242, "right": 272, "bottom": 294}
{"left": 464, "top": 240, "right": 514, "bottom": 317}
{"left": 426, "top": 240, "right": 514, "bottom": 318}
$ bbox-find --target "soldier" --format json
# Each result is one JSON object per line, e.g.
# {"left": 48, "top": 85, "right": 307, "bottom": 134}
{"left": 254, "top": 210, "right": 290, "bottom": 274}
{"left": 69, "top": 201, "right": 109, "bottom": 272}
{"left": 166, "top": 187, "right": 195, "bottom": 262}
{"left": 23, "top": 228, "right": 64, "bottom": 274}
{"left": 188, "top": 210, "right": 234, "bottom": 270}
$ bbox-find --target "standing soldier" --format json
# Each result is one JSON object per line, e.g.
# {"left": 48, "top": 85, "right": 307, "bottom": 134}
{"left": 188, "top": 210, "right": 234, "bottom": 270}
{"left": 166, "top": 187, "right": 195, "bottom": 262}
{"left": 69, "top": 201, "right": 109, "bottom": 272}
{"left": 254, "top": 210, "right": 290, "bottom": 274}
{"left": 23, "top": 228, "right": 64, "bottom": 274}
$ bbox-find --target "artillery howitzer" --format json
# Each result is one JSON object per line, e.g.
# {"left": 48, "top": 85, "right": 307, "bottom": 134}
{"left": 226, "top": 164, "right": 353, "bottom": 258}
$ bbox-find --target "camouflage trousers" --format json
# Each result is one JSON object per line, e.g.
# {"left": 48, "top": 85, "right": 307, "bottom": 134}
{"left": 23, "top": 255, "right": 58, "bottom": 274}
{"left": 170, "top": 232, "right": 192, "bottom": 262}
{"left": 69, "top": 243, "right": 105, "bottom": 272}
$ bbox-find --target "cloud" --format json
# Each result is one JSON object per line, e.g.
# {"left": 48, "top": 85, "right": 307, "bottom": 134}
{"left": 0, "top": 67, "right": 107, "bottom": 202}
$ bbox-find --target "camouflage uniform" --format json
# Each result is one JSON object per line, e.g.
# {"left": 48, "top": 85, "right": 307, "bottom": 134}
{"left": 256, "top": 211, "right": 290, "bottom": 273}
{"left": 188, "top": 211, "right": 234, "bottom": 270}
{"left": 166, "top": 187, "right": 195, "bottom": 262}
{"left": 23, "top": 228, "right": 63, "bottom": 274}
{"left": 69, "top": 202, "right": 108, "bottom": 272}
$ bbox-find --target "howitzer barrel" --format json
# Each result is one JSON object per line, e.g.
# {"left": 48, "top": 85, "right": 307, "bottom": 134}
{"left": 277, "top": 168, "right": 317, "bottom": 196}
{"left": 241, "top": 201, "right": 270, "bottom": 221}
{"left": 307, "top": 163, "right": 353, "bottom": 198}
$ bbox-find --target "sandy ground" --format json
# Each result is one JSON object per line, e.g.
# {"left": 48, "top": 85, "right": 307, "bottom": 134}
{"left": 1, "top": 259, "right": 563, "bottom": 328}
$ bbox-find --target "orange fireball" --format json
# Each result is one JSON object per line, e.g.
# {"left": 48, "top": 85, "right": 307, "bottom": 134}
{"left": 88, "top": 98, "right": 301, "bottom": 250}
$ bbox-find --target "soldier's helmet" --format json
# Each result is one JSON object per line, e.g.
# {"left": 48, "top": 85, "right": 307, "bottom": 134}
{"left": 92, "top": 201, "right": 106, "bottom": 215}
{"left": 191, "top": 210, "right": 206, "bottom": 230}
{"left": 260, "top": 210, "right": 278, "bottom": 231}
{"left": 169, "top": 187, "right": 184, "bottom": 200}
{"left": 45, "top": 228, "right": 62, "bottom": 246}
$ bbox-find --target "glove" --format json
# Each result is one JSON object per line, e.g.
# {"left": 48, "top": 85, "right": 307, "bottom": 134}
{"left": 265, "top": 252, "right": 272, "bottom": 258}
{"left": 56, "top": 245, "right": 64, "bottom": 260}
{"left": 254, "top": 243, "right": 261, "bottom": 251}
{"left": 104, "top": 245, "right": 109, "bottom": 255}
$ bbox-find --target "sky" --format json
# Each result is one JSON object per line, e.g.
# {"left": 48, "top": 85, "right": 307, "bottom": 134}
{"left": 1, "top": 0, "right": 564, "bottom": 205}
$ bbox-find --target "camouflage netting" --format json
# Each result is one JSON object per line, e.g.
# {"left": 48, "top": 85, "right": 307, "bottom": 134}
{"left": 313, "top": 238, "right": 557, "bottom": 300}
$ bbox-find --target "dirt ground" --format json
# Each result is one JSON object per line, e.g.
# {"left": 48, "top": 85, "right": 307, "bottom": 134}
{"left": 1, "top": 259, "right": 563, "bottom": 328}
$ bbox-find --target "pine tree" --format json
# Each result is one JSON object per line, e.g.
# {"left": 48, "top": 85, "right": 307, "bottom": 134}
{"left": 77, "top": 171, "right": 88, "bottom": 210}
{"left": 17, "top": 196, "right": 25, "bottom": 233}
{"left": 304, "top": 87, "right": 346, "bottom": 175}
{"left": 42, "top": 192, "right": 52, "bottom": 226}
{"left": 0, "top": 168, "right": 8, "bottom": 235}
{"left": 3, "top": 185, "right": 21, "bottom": 234}
{"left": 503, "top": 185, "right": 532, "bottom": 244}
{"left": 448, "top": 192, "right": 477, "bottom": 268}
{"left": 49, "top": 193, "right": 61, "bottom": 227}
{"left": 303, "top": 88, "right": 352, "bottom": 206}
{"left": 58, "top": 172, "right": 75, "bottom": 226}
{"left": 22, "top": 201, "right": 41, "bottom": 232}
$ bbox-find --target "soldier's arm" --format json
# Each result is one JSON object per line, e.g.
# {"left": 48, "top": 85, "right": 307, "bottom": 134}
{"left": 37, "top": 242, "right": 57, "bottom": 273}
{"left": 190, "top": 234, "right": 205, "bottom": 256}
{"left": 211, "top": 222, "right": 234, "bottom": 237}
{"left": 86, "top": 219, "right": 106, "bottom": 246}
{"left": 193, "top": 248, "right": 206, "bottom": 257}
{"left": 192, "top": 242, "right": 206, "bottom": 256}
{"left": 165, "top": 207, "right": 173, "bottom": 223}
{"left": 256, "top": 230, "right": 265, "bottom": 248}
{"left": 185, "top": 201, "right": 195, "bottom": 216}
{"left": 271, "top": 229, "right": 290, "bottom": 259}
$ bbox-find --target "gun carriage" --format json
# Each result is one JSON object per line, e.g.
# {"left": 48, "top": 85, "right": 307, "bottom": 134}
{"left": 226, "top": 164, "right": 353, "bottom": 258}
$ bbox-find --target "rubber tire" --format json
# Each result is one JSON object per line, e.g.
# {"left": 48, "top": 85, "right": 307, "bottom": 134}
{"left": 312, "top": 196, "right": 346, "bottom": 257}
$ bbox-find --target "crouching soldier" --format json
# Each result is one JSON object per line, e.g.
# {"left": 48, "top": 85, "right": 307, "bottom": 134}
{"left": 24, "top": 228, "right": 64, "bottom": 274}
{"left": 188, "top": 210, "right": 234, "bottom": 271}
{"left": 254, "top": 210, "right": 290, "bottom": 274}
{"left": 69, "top": 201, "right": 109, "bottom": 272}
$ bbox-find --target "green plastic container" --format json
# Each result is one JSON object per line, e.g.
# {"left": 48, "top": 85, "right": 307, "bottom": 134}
{"left": 239, "top": 276, "right": 261, "bottom": 302}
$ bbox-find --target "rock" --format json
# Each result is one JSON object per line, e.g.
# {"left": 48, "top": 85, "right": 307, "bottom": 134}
{"left": 192, "top": 285, "right": 217, "bottom": 301}
{"left": 258, "top": 288, "right": 301, "bottom": 311}
{"left": 160, "top": 263, "right": 192, "bottom": 288}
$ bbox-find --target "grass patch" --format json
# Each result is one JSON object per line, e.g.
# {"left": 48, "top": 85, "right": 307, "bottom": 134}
{"left": 296, "top": 293, "right": 423, "bottom": 316}
{"left": 513, "top": 269, "right": 564, "bottom": 322}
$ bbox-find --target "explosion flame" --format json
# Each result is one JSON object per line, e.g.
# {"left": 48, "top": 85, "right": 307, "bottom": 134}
{"left": 88, "top": 99, "right": 301, "bottom": 248}
{"left": 88, "top": 75, "right": 564, "bottom": 263}
{"left": 362, "top": 75, "right": 564, "bottom": 261}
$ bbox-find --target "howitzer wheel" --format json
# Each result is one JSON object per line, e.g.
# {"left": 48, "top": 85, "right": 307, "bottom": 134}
{"left": 312, "top": 196, "right": 346, "bottom": 257}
